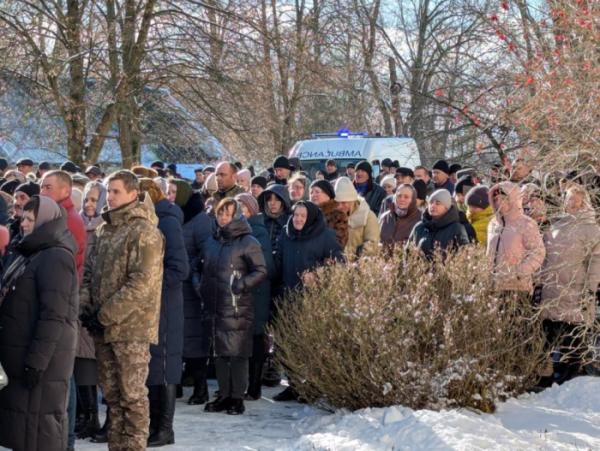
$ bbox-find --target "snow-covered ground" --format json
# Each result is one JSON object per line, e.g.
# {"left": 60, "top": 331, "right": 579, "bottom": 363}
{"left": 74, "top": 377, "right": 600, "bottom": 450}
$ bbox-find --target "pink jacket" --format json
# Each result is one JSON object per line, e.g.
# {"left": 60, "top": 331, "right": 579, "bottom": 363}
{"left": 486, "top": 182, "right": 545, "bottom": 293}
{"left": 541, "top": 209, "right": 600, "bottom": 324}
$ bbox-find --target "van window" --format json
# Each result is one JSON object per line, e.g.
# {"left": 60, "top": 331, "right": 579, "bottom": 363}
{"left": 301, "top": 159, "right": 359, "bottom": 180}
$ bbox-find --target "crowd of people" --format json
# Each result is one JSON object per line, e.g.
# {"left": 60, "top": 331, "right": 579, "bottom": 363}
{"left": 0, "top": 152, "right": 598, "bottom": 451}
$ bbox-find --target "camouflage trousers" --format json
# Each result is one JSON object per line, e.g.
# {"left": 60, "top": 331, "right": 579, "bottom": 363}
{"left": 95, "top": 339, "right": 150, "bottom": 451}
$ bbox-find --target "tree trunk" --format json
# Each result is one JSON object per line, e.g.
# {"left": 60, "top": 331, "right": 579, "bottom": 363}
{"left": 388, "top": 57, "right": 404, "bottom": 136}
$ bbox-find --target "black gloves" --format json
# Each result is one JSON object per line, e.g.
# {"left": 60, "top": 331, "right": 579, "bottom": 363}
{"left": 80, "top": 311, "right": 104, "bottom": 336}
{"left": 22, "top": 366, "right": 42, "bottom": 389}
{"left": 231, "top": 276, "right": 245, "bottom": 295}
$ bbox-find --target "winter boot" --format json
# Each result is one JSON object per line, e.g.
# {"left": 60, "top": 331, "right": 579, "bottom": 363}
{"left": 226, "top": 398, "right": 245, "bottom": 415}
{"left": 147, "top": 385, "right": 176, "bottom": 447}
{"left": 188, "top": 361, "right": 209, "bottom": 405}
{"left": 74, "top": 385, "right": 88, "bottom": 435}
{"left": 204, "top": 397, "right": 231, "bottom": 413}
{"left": 246, "top": 335, "right": 266, "bottom": 400}
{"left": 246, "top": 358, "right": 263, "bottom": 400}
{"left": 77, "top": 386, "right": 100, "bottom": 439}
{"left": 148, "top": 385, "right": 162, "bottom": 438}
{"left": 273, "top": 386, "right": 299, "bottom": 402}
{"left": 262, "top": 355, "right": 282, "bottom": 387}
{"left": 91, "top": 406, "right": 110, "bottom": 443}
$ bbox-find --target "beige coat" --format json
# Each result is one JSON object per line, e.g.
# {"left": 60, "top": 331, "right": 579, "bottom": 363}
{"left": 540, "top": 209, "right": 600, "bottom": 324}
{"left": 486, "top": 182, "right": 545, "bottom": 293}
{"left": 345, "top": 197, "right": 380, "bottom": 258}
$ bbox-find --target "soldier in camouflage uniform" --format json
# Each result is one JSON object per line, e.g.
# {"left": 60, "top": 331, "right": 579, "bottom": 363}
{"left": 212, "top": 162, "right": 246, "bottom": 204}
{"left": 80, "top": 170, "right": 164, "bottom": 451}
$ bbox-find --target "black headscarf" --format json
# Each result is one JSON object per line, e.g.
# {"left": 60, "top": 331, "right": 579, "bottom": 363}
{"left": 288, "top": 200, "right": 324, "bottom": 239}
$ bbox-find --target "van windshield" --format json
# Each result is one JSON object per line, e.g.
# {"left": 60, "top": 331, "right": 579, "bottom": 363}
{"left": 300, "top": 159, "right": 361, "bottom": 180}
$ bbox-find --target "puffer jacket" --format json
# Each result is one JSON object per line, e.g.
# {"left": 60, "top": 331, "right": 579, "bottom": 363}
{"left": 540, "top": 209, "right": 600, "bottom": 324}
{"left": 0, "top": 214, "right": 78, "bottom": 451}
{"left": 80, "top": 199, "right": 165, "bottom": 344}
{"left": 200, "top": 218, "right": 267, "bottom": 358}
{"left": 408, "top": 205, "right": 469, "bottom": 258}
{"left": 467, "top": 206, "right": 494, "bottom": 247}
{"left": 486, "top": 182, "right": 545, "bottom": 293}
{"left": 345, "top": 197, "right": 380, "bottom": 258}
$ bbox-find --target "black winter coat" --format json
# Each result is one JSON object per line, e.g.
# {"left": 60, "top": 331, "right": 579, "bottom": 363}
{"left": 0, "top": 215, "right": 78, "bottom": 451}
{"left": 247, "top": 214, "right": 274, "bottom": 335}
{"left": 275, "top": 209, "right": 344, "bottom": 291}
{"left": 258, "top": 184, "right": 291, "bottom": 249}
{"left": 258, "top": 184, "right": 291, "bottom": 300}
{"left": 362, "top": 182, "right": 387, "bottom": 215}
{"left": 200, "top": 218, "right": 267, "bottom": 358}
{"left": 148, "top": 200, "right": 189, "bottom": 385}
{"left": 408, "top": 205, "right": 470, "bottom": 258}
{"left": 182, "top": 210, "right": 214, "bottom": 358}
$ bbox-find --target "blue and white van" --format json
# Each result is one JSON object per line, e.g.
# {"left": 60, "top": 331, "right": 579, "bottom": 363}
{"left": 288, "top": 131, "right": 420, "bottom": 179}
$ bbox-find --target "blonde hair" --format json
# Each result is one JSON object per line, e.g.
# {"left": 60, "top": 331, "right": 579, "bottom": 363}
{"left": 288, "top": 173, "right": 307, "bottom": 187}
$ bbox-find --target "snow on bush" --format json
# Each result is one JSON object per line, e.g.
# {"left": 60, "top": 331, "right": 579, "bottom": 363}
{"left": 273, "top": 246, "right": 546, "bottom": 413}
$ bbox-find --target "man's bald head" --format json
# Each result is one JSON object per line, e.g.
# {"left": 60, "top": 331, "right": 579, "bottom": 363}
{"left": 216, "top": 162, "right": 238, "bottom": 191}
{"left": 41, "top": 170, "right": 72, "bottom": 203}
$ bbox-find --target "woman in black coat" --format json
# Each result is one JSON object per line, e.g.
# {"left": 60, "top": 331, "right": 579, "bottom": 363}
{"left": 0, "top": 195, "right": 78, "bottom": 451}
{"left": 139, "top": 179, "right": 190, "bottom": 447}
{"left": 180, "top": 192, "right": 214, "bottom": 405}
{"left": 201, "top": 199, "right": 267, "bottom": 415}
{"left": 272, "top": 200, "right": 344, "bottom": 401}
{"left": 276, "top": 201, "right": 344, "bottom": 291}
{"left": 408, "top": 189, "right": 470, "bottom": 259}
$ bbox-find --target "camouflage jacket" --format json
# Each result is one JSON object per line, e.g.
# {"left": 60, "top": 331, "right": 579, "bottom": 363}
{"left": 211, "top": 184, "right": 246, "bottom": 204}
{"left": 80, "top": 199, "right": 164, "bottom": 344}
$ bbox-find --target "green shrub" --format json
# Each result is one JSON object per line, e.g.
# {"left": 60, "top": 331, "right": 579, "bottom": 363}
{"left": 272, "top": 246, "right": 546, "bottom": 413}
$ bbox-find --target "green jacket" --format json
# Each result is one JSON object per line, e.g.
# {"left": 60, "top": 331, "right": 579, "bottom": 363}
{"left": 80, "top": 199, "right": 164, "bottom": 344}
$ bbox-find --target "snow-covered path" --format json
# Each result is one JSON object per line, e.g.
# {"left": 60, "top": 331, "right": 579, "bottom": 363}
{"left": 73, "top": 377, "right": 600, "bottom": 450}
{"left": 76, "top": 382, "right": 323, "bottom": 451}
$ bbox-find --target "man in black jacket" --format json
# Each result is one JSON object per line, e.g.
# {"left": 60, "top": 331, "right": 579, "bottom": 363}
{"left": 353, "top": 161, "right": 387, "bottom": 215}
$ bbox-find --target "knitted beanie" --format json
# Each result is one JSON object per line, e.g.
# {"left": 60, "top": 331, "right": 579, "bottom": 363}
{"left": 334, "top": 176, "right": 359, "bottom": 202}
{"left": 429, "top": 189, "right": 452, "bottom": 210}
{"left": 465, "top": 185, "right": 490, "bottom": 209}
{"left": 432, "top": 160, "right": 450, "bottom": 175}
{"left": 310, "top": 179, "right": 335, "bottom": 200}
